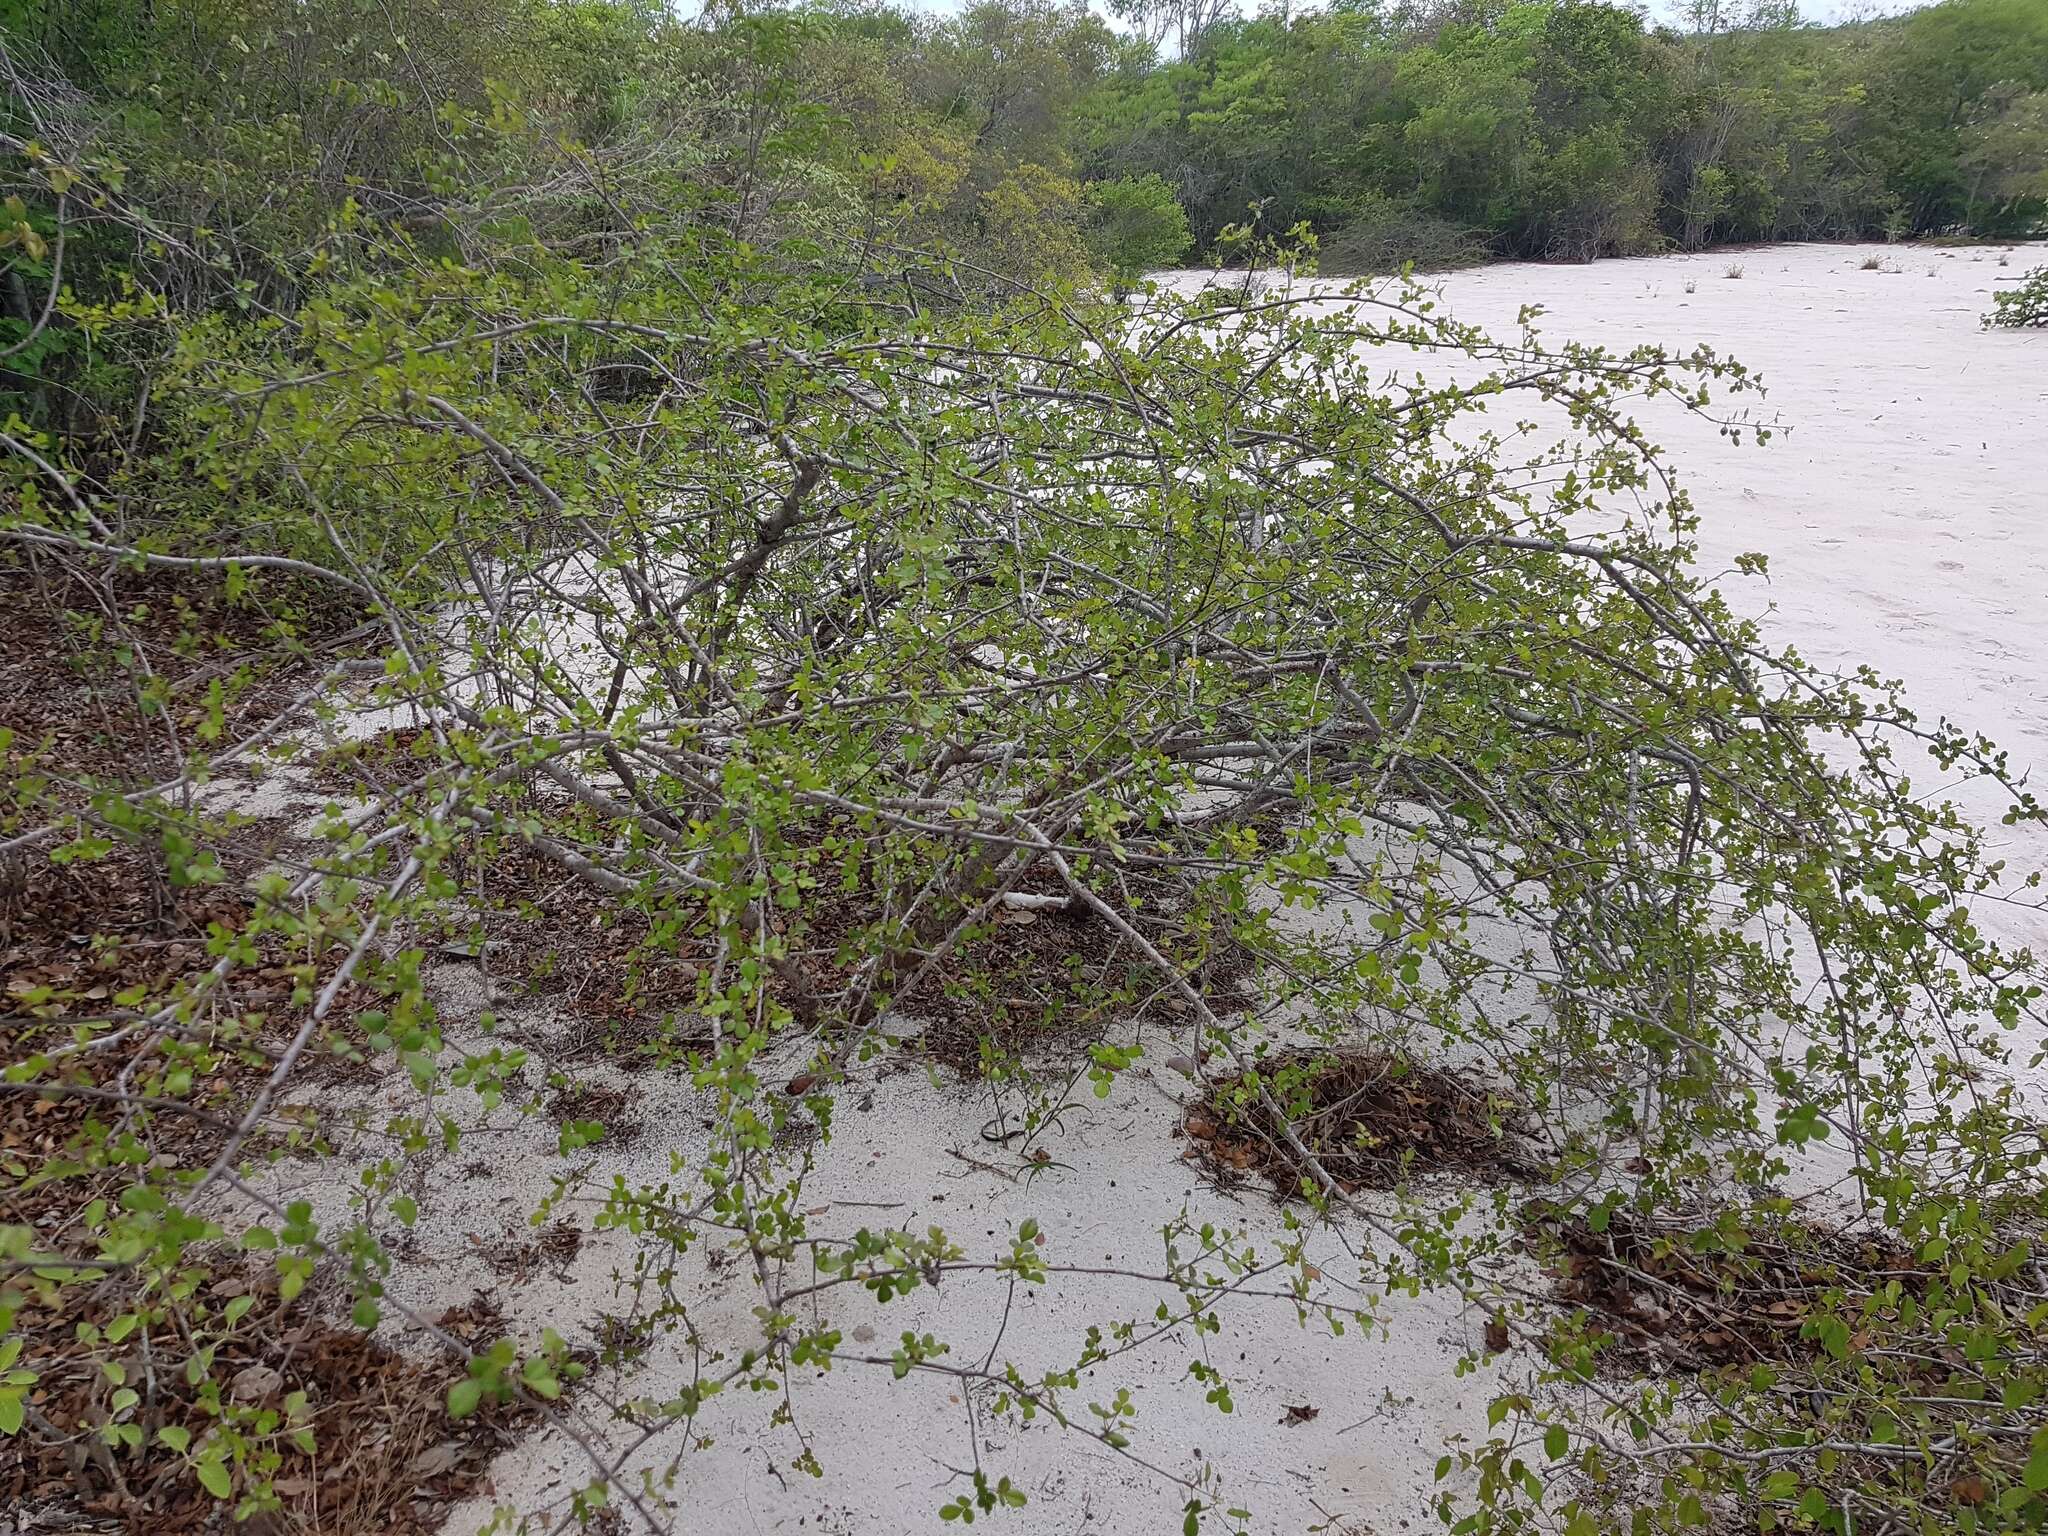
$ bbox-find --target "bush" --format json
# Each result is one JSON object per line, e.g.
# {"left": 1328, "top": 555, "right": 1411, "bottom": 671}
{"left": 1985, "top": 263, "right": 2048, "bottom": 327}
{"left": 1082, "top": 173, "right": 1192, "bottom": 291}
{"left": 1315, "top": 194, "right": 1490, "bottom": 275}
{"left": 1528, "top": 126, "right": 1664, "bottom": 262}
{"left": 976, "top": 161, "right": 1093, "bottom": 288}
{"left": 10, "top": 215, "right": 2045, "bottom": 1534}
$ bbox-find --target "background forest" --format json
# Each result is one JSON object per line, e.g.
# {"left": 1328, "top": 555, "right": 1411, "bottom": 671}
{"left": 5, "top": 0, "right": 2048, "bottom": 446}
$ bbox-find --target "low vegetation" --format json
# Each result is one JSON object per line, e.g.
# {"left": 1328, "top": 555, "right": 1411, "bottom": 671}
{"left": 1986, "top": 264, "right": 2048, "bottom": 327}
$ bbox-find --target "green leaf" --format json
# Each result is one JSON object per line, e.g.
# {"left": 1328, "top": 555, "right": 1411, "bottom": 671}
{"left": 521, "top": 1356, "right": 561, "bottom": 1399}
{"left": 448, "top": 1378, "right": 484, "bottom": 1418}
{"left": 2025, "top": 1447, "right": 2048, "bottom": 1493}
{"left": 196, "top": 1459, "right": 233, "bottom": 1499}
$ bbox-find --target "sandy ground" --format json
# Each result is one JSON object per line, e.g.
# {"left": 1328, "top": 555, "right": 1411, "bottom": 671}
{"left": 303, "top": 988, "right": 1518, "bottom": 1536}
{"left": 240, "top": 243, "right": 2045, "bottom": 1536}
{"left": 1400, "top": 242, "right": 2048, "bottom": 940}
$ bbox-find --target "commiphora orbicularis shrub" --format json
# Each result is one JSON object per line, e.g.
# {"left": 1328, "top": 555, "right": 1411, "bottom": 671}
{"left": 6, "top": 228, "right": 2045, "bottom": 1535}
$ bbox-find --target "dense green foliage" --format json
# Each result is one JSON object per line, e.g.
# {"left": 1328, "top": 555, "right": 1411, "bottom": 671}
{"left": 2, "top": 3, "right": 2045, "bottom": 1536}
{"left": 6, "top": 0, "right": 2047, "bottom": 443}
{"left": 1075, "top": 0, "right": 2048, "bottom": 259}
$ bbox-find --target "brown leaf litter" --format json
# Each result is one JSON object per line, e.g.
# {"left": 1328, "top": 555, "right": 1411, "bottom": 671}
{"left": 1182, "top": 1047, "right": 1535, "bottom": 1197}
{"left": 1524, "top": 1204, "right": 1925, "bottom": 1373}
{"left": 2, "top": 1282, "right": 533, "bottom": 1536}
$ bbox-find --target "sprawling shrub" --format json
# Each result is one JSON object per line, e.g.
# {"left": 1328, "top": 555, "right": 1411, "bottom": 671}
{"left": 1985, "top": 263, "right": 2048, "bottom": 327}
{"left": 1316, "top": 193, "right": 1491, "bottom": 274}
{"left": 8, "top": 199, "right": 2044, "bottom": 1530}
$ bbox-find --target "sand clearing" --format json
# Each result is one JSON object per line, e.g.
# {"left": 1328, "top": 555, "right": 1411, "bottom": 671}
{"left": 1412, "top": 242, "right": 2048, "bottom": 937}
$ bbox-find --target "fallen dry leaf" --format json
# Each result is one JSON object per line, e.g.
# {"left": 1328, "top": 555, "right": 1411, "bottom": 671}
{"left": 230, "top": 1363, "right": 285, "bottom": 1404}
{"left": 408, "top": 1440, "right": 466, "bottom": 1480}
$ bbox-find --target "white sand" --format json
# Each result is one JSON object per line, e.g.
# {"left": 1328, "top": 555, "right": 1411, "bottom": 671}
{"left": 248, "top": 243, "right": 2045, "bottom": 1536}
{"left": 1406, "top": 242, "right": 2048, "bottom": 938}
